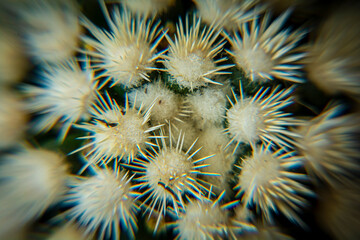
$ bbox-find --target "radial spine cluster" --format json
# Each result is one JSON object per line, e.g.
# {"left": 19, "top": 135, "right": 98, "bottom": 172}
{"left": 129, "top": 80, "right": 190, "bottom": 126}
{"left": 162, "top": 14, "right": 234, "bottom": 90}
{"left": 171, "top": 191, "right": 230, "bottom": 240}
{"left": 132, "top": 127, "right": 217, "bottom": 231}
{"left": 226, "top": 83, "right": 300, "bottom": 151}
{"left": 235, "top": 144, "right": 313, "bottom": 225}
{"left": 74, "top": 92, "right": 161, "bottom": 165}
{"left": 81, "top": 1, "right": 165, "bottom": 88}
{"left": 66, "top": 166, "right": 139, "bottom": 239}
{"left": 23, "top": 58, "right": 98, "bottom": 141}
{"left": 226, "top": 10, "right": 306, "bottom": 83}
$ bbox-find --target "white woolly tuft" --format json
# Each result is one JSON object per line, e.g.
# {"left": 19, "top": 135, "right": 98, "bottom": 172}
{"left": 23, "top": 57, "right": 98, "bottom": 142}
{"left": 131, "top": 127, "right": 217, "bottom": 232}
{"left": 226, "top": 10, "right": 306, "bottom": 83}
{"left": 65, "top": 167, "right": 139, "bottom": 239}
{"left": 172, "top": 193, "right": 229, "bottom": 240}
{"left": 74, "top": 92, "right": 162, "bottom": 165}
{"left": 81, "top": 1, "right": 165, "bottom": 88}
{"left": 226, "top": 84, "right": 301, "bottom": 151}
{"left": 162, "top": 15, "right": 234, "bottom": 90}
{"left": 186, "top": 86, "right": 227, "bottom": 129}
{"left": 129, "top": 81, "right": 189, "bottom": 125}
{"left": 235, "top": 144, "right": 313, "bottom": 226}
{"left": 227, "top": 98, "right": 264, "bottom": 142}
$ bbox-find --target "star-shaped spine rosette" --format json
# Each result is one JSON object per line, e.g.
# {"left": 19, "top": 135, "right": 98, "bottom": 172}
{"left": 295, "top": 105, "right": 360, "bottom": 185}
{"left": 65, "top": 165, "right": 140, "bottom": 239}
{"left": 169, "top": 191, "right": 235, "bottom": 240}
{"left": 23, "top": 57, "right": 98, "bottom": 141}
{"left": 74, "top": 92, "right": 162, "bottom": 166}
{"left": 162, "top": 14, "right": 234, "bottom": 91}
{"left": 80, "top": 0, "right": 166, "bottom": 88}
{"left": 225, "top": 83, "right": 300, "bottom": 152}
{"left": 129, "top": 127, "right": 219, "bottom": 232}
{"left": 226, "top": 10, "right": 306, "bottom": 83}
{"left": 234, "top": 144, "right": 313, "bottom": 226}
{"left": 128, "top": 80, "right": 191, "bottom": 126}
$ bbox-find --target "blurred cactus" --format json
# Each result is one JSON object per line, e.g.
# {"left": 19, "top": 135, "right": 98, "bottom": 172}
{"left": 0, "top": 0, "right": 359, "bottom": 239}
